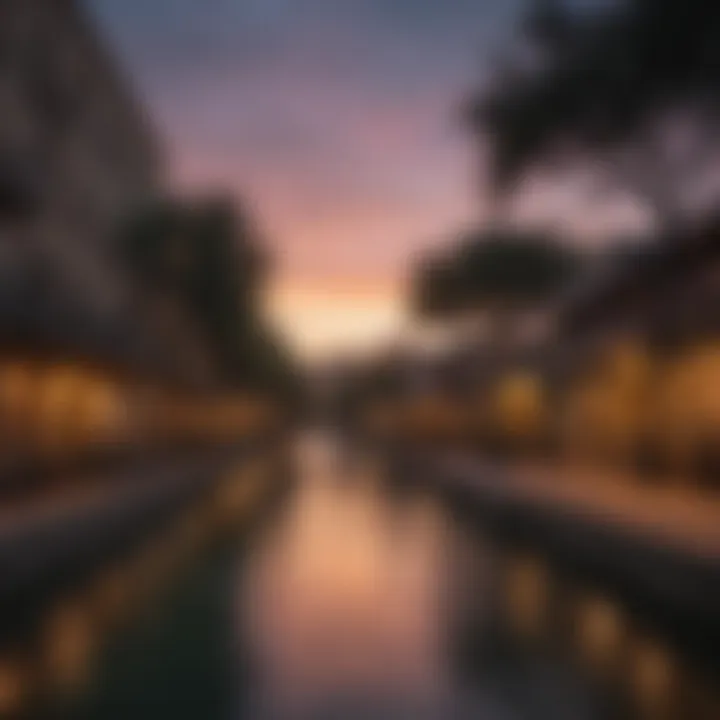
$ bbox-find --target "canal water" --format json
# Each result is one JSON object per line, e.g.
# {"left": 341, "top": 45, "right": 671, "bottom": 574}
{"left": 64, "top": 434, "right": 620, "bottom": 719}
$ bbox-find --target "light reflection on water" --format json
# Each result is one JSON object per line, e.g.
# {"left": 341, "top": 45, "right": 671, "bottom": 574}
{"left": 238, "top": 433, "right": 519, "bottom": 719}
{"left": 237, "top": 436, "right": 568, "bottom": 720}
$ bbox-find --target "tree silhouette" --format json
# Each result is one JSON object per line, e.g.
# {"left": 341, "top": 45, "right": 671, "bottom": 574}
{"left": 412, "top": 228, "right": 581, "bottom": 329}
{"left": 118, "top": 196, "right": 296, "bottom": 394}
{"left": 471, "top": 0, "right": 720, "bottom": 228}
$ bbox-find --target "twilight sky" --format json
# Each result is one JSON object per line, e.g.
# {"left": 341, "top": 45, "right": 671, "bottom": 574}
{"left": 85, "top": 0, "right": 641, "bottom": 359}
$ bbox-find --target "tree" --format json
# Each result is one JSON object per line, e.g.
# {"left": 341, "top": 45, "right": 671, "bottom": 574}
{"left": 117, "top": 195, "right": 297, "bottom": 396}
{"left": 471, "top": 0, "right": 720, "bottom": 229}
{"left": 183, "top": 197, "right": 267, "bottom": 380}
{"left": 412, "top": 229, "right": 582, "bottom": 330}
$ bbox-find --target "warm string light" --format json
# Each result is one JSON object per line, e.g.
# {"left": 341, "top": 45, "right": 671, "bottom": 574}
{"left": 0, "top": 358, "right": 281, "bottom": 473}
{"left": 359, "top": 339, "right": 720, "bottom": 487}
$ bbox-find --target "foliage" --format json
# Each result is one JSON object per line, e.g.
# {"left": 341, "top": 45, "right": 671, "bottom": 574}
{"left": 118, "top": 196, "right": 297, "bottom": 396}
{"left": 413, "top": 228, "right": 582, "bottom": 318}
{"left": 471, "top": 0, "right": 720, "bottom": 224}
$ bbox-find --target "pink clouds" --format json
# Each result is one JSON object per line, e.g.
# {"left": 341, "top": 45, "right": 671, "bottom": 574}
{"left": 89, "top": 0, "right": 645, "bottom": 359}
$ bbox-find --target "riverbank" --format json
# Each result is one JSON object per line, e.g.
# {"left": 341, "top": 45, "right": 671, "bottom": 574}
{"left": 0, "top": 440, "right": 291, "bottom": 717}
{"left": 387, "top": 449, "right": 720, "bottom": 673}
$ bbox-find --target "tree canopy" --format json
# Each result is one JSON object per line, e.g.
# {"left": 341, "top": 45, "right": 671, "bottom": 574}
{"left": 413, "top": 229, "right": 582, "bottom": 318}
{"left": 118, "top": 195, "right": 297, "bottom": 396}
{"left": 471, "top": 0, "right": 720, "bottom": 225}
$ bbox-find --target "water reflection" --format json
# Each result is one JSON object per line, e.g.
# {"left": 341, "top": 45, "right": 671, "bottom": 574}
{"left": 59, "top": 433, "right": 717, "bottom": 719}
{"left": 241, "top": 434, "right": 468, "bottom": 717}
{"left": 237, "top": 434, "right": 605, "bottom": 719}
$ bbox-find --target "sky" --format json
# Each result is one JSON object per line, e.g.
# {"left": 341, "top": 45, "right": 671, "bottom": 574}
{"left": 85, "top": 0, "right": 640, "bottom": 360}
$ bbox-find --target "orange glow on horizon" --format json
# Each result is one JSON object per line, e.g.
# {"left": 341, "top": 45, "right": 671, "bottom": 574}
{"left": 265, "top": 277, "right": 407, "bottom": 362}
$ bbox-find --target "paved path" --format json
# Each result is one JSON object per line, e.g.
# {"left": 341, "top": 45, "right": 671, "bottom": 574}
{"left": 441, "top": 456, "right": 720, "bottom": 558}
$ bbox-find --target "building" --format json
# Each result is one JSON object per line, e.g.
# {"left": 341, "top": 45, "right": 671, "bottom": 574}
{"left": 0, "top": 0, "right": 161, "bottom": 303}
{"left": 0, "top": 0, "right": 221, "bottom": 388}
{"left": 551, "top": 220, "right": 720, "bottom": 478}
{"left": 557, "top": 221, "right": 720, "bottom": 357}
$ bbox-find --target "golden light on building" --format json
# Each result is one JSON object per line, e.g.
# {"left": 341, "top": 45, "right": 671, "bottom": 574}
{"left": 560, "top": 342, "right": 653, "bottom": 466}
{"left": 491, "top": 371, "right": 547, "bottom": 449}
{"left": 628, "top": 636, "right": 677, "bottom": 720}
{"left": 35, "top": 365, "right": 83, "bottom": 455}
{"left": 605, "top": 342, "right": 653, "bottom": 395}
{"left": 42, "top": 601, "right": 96, "bottom": 692}
{"left": 503, "top": 554, "right": 550, "bottom": 640}
{"left": 574, "top": 594, "right": 626, "bottom": 675}
{"left": 74, "top": 374, "right": 127, "bottom": 448}
{"left": 652, "top": 343, "right": 720, "bottom": 475}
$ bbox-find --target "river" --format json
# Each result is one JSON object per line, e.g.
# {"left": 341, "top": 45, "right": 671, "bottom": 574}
{"left": 58, "top": 434, "right": 652, "bottom": 719}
